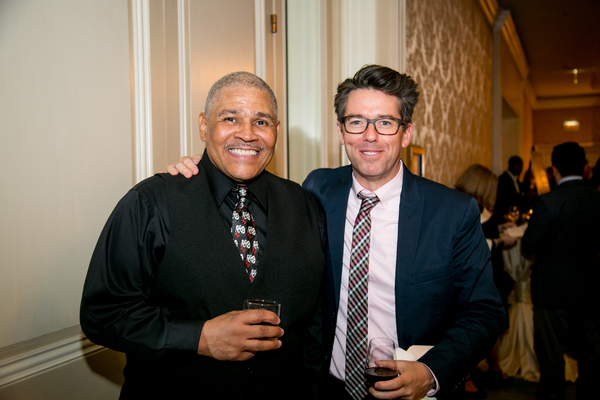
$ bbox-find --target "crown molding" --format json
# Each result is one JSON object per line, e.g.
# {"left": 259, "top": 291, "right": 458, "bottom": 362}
{"left": 477, "top": 0, "right": 529, "bottom": 81}
{"left": 502, "top": 14, "right": 529, "bottom": 80}
{"left": 533, "top": 96, "right": 600, "bottom": 110}
{"left": 477, "top": 0, "right": 498, "bottom": 26}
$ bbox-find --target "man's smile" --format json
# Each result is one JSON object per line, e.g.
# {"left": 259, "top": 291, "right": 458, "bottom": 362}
{"left": 228, "top": 148, "right": 260, "bottom": 156}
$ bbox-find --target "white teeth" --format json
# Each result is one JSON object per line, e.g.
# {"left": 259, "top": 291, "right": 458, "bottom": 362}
{"left": 229, "top": 148, "right": 258, "bottom": 156}
{"left": 363, "top": 151, "right": 378, "bottom": 155}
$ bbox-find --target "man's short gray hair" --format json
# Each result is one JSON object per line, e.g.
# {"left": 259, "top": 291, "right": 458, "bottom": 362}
{"left": 205, "top": 71, "right": 278, "bottom": 119}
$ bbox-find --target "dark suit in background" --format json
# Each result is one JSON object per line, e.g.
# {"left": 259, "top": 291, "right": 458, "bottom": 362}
{"left": 304, "top": 165, "right": 505, "bottom": 398}
{"left": 494, "top": 170, "right": 523, "bottom": 218}
{"left": 522, "top": 178, "right": 600, "bottom": 400}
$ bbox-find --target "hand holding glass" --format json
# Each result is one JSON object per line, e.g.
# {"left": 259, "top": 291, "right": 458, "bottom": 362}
{"left": 243, "top": 299, "right": 281, "bottom": 340}
{"left": 364, "top": 338, "right": 399, "bottom": 386}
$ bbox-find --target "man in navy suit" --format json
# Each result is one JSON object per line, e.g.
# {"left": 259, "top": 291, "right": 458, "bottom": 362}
{"left": 302, "top": 65, "right": 504, "bottom": 400}
{"left": 522, "top": 142, "right": 600, "bottom": 400}
{"left": 169, "top": 65, "right": 504, "bottom": 400}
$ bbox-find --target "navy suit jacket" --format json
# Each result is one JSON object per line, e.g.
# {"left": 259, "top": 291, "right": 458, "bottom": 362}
{"left": 303, "top": 165, "right": 505, "bottom": 396}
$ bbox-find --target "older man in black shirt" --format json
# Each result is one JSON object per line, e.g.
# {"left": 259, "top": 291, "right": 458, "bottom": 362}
{"left": 80, "top": 72, "right": 325, "bottom": 399}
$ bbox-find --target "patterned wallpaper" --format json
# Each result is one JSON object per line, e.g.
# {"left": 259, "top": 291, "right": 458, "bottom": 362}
{"left": 405, "top": 0, "right": 493, "bottom": 187}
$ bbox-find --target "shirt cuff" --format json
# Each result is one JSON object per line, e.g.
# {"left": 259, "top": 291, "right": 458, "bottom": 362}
{"left": 419, "top": 362, "right": 440, "bottom": 397}
{"left": 166, "top": 319, "right": 204, "bottom": 352}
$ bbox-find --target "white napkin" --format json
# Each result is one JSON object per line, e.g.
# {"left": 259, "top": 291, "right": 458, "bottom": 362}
{"left": 394, "top": 345, "right": 436, "bottom": 400}
{"left": 505, "top": 223, "right": 527, "bottom": 238}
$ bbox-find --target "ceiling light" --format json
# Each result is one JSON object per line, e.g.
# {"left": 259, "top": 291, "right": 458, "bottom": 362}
{"left": 563, "top": 120, "right": 580, "bottom": 132}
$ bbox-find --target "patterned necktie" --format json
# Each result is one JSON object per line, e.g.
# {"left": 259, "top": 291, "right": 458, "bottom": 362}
{"left": 345, "top": 192, "right": 380, "bottom": 400}
{"left": 231, "top": 186, "right": 259, "bottom": 282}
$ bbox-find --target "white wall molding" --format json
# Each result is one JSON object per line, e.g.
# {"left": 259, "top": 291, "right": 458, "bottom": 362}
{"left": 178, "top": 0, "right": 192, "bottom": 156}
{"left": 254, "top": 0, "right": 267, "bottom": 80}
{"left": 0, "top": 328, "right": 104, "bottom": 388}
{"left": 398, "top": 0, "right": 406, "bottom": 73}
{"left": 131, "top": 0, "right": 153, "bottom": 182}
{"left": 388, "top": 0, "right": 400, "bottom": 71}
{"left": 492, "top": 10, "right": 510, "bottom": 175}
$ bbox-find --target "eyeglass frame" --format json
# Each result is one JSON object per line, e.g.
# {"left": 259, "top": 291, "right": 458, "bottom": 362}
{"left": 339, "top": 115, "right": 408, "bottom": 135}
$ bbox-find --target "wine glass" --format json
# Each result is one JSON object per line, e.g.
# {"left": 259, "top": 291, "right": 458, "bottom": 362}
{"left": 364, "top": 338, "right": 398, "bottom": 386}
{"left": 522, "top": 208, "right": 533, "bottom": 222}
{"left": 506, "top": 206, "right": 520, "bottom": 224}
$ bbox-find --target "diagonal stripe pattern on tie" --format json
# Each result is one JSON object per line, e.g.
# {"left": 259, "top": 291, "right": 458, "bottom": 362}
{"left": 231, "top": 186, "right": 259, "bottom": 282}
{"left": 345, "top": 192, "right": 380, "bottom": 400}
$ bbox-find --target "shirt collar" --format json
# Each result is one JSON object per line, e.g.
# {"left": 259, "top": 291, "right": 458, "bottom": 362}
{"left": 507, "top": 170, "right": 519, "bottom": 182}
{"left": 200, "top": 150, "right": 269, "bottom": 209}
{"left": 558, "top": 175, "right": 583, "bottom": 186}
{"left": 350, "top": 160, "right": 403, "bottom": 209}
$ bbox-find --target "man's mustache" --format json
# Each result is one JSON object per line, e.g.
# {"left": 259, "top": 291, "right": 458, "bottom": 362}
{"left": 224, "top": 143, "right": 265, "bottom": 152}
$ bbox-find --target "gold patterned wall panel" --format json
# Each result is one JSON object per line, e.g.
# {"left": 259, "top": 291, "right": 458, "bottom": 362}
{"left": 406, "top": 0, "right": 493, "bottom": 187}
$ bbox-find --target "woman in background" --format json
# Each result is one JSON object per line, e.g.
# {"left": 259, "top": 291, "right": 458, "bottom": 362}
{"left": 455, "top": 164, "right": 517, "bottom": 397}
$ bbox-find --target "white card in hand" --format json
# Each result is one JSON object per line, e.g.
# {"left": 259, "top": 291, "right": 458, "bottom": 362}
{"left": 393, "top": 345, "right": 435, "bottom": 400}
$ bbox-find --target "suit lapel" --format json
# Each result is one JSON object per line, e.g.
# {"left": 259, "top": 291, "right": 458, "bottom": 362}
{"left": 394, "top": 167, "right": 424, "bottom": 344}
{"left": 326, "top": 167, "right": 353, "bottom": 305}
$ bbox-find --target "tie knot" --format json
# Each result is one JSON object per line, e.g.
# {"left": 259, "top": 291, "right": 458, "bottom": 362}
{"left": 233, "top": 186, "right": 249, "bottom": 208}
{"left": 234, "top": 185, "right": 248, "bottom": 200}
{"left": 358, "top": 192, "right": 380, "bottom": 212}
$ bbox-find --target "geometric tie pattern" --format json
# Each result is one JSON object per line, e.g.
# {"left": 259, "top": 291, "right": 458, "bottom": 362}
{"left": 345, "top": 192, "right": 380, "bottom": 400}
{"left": 231, "top": 185, "right": 259, "bottom": 282}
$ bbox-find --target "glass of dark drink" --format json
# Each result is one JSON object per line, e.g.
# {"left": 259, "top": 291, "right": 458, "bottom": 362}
{"left": 243, "top": 299, "right": 281, "bottom": 340}
{"left": 243, "top": 299, "right": 281, "bottom": 317}
{"left": 364, "top": 337, "right": 398, "bottom": 386}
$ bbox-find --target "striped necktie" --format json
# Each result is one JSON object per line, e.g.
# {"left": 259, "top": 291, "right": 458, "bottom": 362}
{"left": 345, "top": 192, "right": 380, "bottom": 399}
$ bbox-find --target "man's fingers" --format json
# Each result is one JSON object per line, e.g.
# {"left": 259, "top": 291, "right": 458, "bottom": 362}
{"left": 246, "top": 323, "right": 283, "bottom": 340}
{"left": 370, "top": 360, "right": 434, "bottom": 400}
{"left": 182, "top": 158, "right": 198, "bottom": 172}
{"left": 166, "top": 164, "right": 180, "bottom": 175}
{"left": 245, "top": 337, "right": 282, "bottom": 353}
{"left": 165, "top": 155, "right": 200, "bottom": 177}
{"left": 242, "top": 309, "right": 280, "bottom": 325}
{"left": 374, "top": 360, "right": 399, "bottom": 371}
{"left": 174, "top": 156, "right": 199, "bottom": 177}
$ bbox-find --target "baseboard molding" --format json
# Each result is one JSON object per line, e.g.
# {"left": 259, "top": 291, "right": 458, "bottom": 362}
{"left": 0, "top": 326, "right": 105, "bottom": 387}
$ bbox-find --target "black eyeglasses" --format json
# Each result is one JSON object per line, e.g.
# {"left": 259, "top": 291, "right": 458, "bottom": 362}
{"left": 340, "top": 116, "right": 407, "bottom": 135}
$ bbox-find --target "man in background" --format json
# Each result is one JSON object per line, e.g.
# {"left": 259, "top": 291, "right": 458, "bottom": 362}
{"left": 81, "top": 72, "right": 325, "bottom": 399}
{"left": 495, "top": 156, "right": 524, "bottom": 218}
{"left": 522, "top": 142, "right": 600, "bottom": 400}
{"left": 170, "top": 65, "right": 505, "bottom": 400}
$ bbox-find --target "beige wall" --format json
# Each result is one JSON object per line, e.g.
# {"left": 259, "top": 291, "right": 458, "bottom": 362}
{"left": 501, "top": 39, "right": 523, "bottom": 118}
{"left": 0, "top": 0, "right": 273, "bottom": 395}
{"left": 532, "top": 106, "right": 600, "bottom": 170}
{"left": 406, "top": 0, "right": 494, "bottom": 187}
{"left": 0, "top": 0, "right": 132, "bottom": 348}
{"left": 533, "top": 106, "right": 600, "bottom": 146}
{"left": 286, "top": 0, "right": 407, "bottom": 183}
